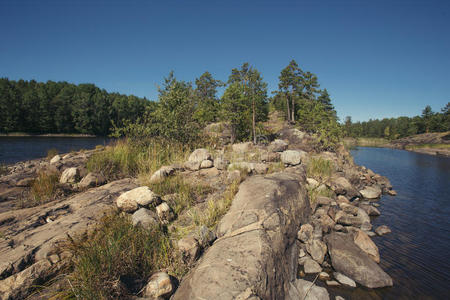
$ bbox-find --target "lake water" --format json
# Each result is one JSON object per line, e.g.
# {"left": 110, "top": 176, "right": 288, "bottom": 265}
{"left": 338, "top": 147, "right": 450, "bottom": 299}
{"left": 0, "top": 136, "right": 111, "bottom": 165}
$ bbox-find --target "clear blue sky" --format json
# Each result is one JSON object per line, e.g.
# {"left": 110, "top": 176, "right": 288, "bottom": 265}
{"left": 1, "top": 0, "right": 449, "bottom": 122}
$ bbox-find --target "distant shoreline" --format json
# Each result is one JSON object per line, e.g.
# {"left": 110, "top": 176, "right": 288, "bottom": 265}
{"left": 0, "top": 133, "right": 99, "bottom": 137}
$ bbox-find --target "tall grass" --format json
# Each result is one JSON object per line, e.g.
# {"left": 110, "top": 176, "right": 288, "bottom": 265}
{"left": 61, "top": 212, "right": 180, "bottom": 299}
{"left": 87, "top": 139, "right": 191, "bottom": 180}
{"left": 405, "top": 143, "right": 450, "bottom": 150}
{"left": 307, "top": 157, "right": 333, "bottom": 182}
{"left": 29, "top": 171, "right": 60, "bottom": 206}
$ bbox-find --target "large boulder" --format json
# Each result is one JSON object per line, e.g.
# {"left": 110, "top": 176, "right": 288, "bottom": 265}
{"left": 173, "top": 172, "right": 310, "bottom": 300}
{"left": 331, "top": 177, "right": 359, "bottom": 198}
{"left": 325, "top": 232, "right": 393, "bottom": 288}
{"left": 281, "top": 150, "right": 306, "bottom": 166}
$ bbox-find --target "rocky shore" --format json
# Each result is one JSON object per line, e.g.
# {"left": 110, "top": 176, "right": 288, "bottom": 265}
{"left": 0, "top": 126, "right": 397, "bottom": 300}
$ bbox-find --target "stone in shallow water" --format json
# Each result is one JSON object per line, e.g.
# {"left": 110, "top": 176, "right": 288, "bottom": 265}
{"left": 375, "top": 225, "right": 391, "bottom": 236}
{"left": 334, "top": 272, "right": 356, "bottom": 287}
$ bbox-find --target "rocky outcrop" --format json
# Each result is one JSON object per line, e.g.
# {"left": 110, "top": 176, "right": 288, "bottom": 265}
{"left": 0, "top": 179, "right": 138, "bottom": 299}
{"left": 324, "top": 232, "right": 393, "bottom": 288}
{"left": 173, "top": 171, "right": 310, "bottom": 300}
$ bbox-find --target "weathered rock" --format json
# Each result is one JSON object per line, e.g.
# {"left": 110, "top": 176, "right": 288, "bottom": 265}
{"left": 375, "top": 225, "right": 391, "bottom": 236}
{"left": 336, "top": 195, "right": 350, "bottom": 205}
{"left": 116, "top": 186, "right": 161, "bottom": 213}
{"left": 306, "top": 239, "right": 327, "bottom": 264}
{"left": 304, "top": 258, "right": 322, "bottom": 273}
{"left": 227, "top": 170, "right": 241, "bottom": 183}
{"left": 178, "top": 236, "right": 200, "bottom": 263}
{"left": 319, "top": 272, "right": 331, "bottom": 281}
{"left": 131, "top": 208, "right": 158, "bottom": 229}
{"left": 333, "top": 272, "right": 356, "bottom": 287}
{"left": 331, "top": 177, "right": 359, "bottom": 198}
{"left": 189, "top": 148, "right": 212, "bottom": 163}
{"left": 359, "top": 203, "right": 381, "bottom": 216}
{"left": 196, "top": 225, "right": 216, "bottom": 248}
{"left": 0, "top": 179, "right": 138, "bottom": 299}
{"left": 318, "top": 214, "right": 335, "bottom": 233}
{"left": 298, "top": 224, "right": 314, "bottom": 243}
{"left": 316, "top": 196, "right": 332, "bottom": 206}
{"left": 387, "top": 189, "right": 397, "bottom": 196}
{"left": 173, "top": 172, "right": 310, "bottom": 300}
{"left": 268, "top": 139, "right": 288, "bottom": 152}
{"left": 143, "top": 272, "right": 174, "bottom": 299}
{"left": 287, "top": 279, "right": 330, "bottom": 300}
{"left": 353, "top": 229, "right": 380, "bottom": 263}
{"left": 281, "top": 150, "right": 306, "bottom": 166}
{"left": 149, "top": 166, "right": 176, "bottom": 183}
{"left": 253, "top": 163, "right": 268, "bottom": 174}
{"left": 360, "top": 186, "right": 382, "bottom": 199}
{"left": 49, "top": 155, "right": 61, "bottom": 164}
{"left": 156, "top": 202, "right": 174, "bottom": 224}
{"left": 326, "top": 280, "right": 340, "bottom": 286}
{"left": 200, "top": 159, "right": 214, "bottom": 169}
{"left": 214, "top": 157, "right": 229, "bottom": 170}
{"left": 78, "top": 172, "right": 106, "bottom": 188}
{"left": 306, "top": 177, "right": 320, "bottom": 189}
{"left": 260, "top": 151, "right": 281, "bottom": 162}
{"left": 59, "top": 167, "right": 80, "bottom": 184}
{"left": 232, "top": 142, "right": 253, "bottom": 153}
{"left": 325, "top": 232, "right": 393, "bottom": 288}
{"left": 184, "top": 161, "right": 201, "bottom": 171}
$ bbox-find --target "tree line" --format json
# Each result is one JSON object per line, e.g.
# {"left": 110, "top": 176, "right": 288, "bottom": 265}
{"left": 343, "top": 103, "right": 450, "bottom": 139}
{"left": 1, "top": 60, "right": 340, "bottom": 149}
{"left": 0, "top": 78, "right": 151, "bottom": 135}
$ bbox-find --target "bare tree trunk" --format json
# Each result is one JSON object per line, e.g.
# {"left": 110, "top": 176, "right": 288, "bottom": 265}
{"left": 291, "top": 94, "right": 295, "bottom": 123}
{"left": 286, "top": 93, "right": 290, "bottom": 122}
{"left": 230, "top": 125, "right": 236, "bottom": 144}
{"left": 252, "top": 98, "right": 256, "bottom": 144}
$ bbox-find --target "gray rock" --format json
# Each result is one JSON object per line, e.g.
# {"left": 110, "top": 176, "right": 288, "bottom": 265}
{"left": 189, "top": 148, "right": 212, "bottom": 163}
{"left": 281, "top": 150, "right": 306, "bottom": 166}
{"left": 59, "top": 167, "right": 80, "bottom": 184}
{"left": 131, "top": 208, "right": 158, "bottom": 229}
{"left": 156, "top": 202, "right": 174, "bottom": 224}
{"left": 49, "top": 155, "right": 61, "bottom": 164}
{"left": 298, "top": 224, "right": 314, "bottom": 243}
{"left": 116, "top": 186, "right": 161, "bottom": 213}
{"left": 178, "top": 236, "right": 200, "bottom": 263}
{"left": 331, "top": 177, "right": 359, "bottom": 198}
{"left": 254, "top": 163, "right": 268, "bottom": 174}
{"left": 184, "top": 161, "right": 201, "bottom": 171}
{"left": 149, "top": 165, "right": 175, "bottom": 183}
{"left": 333, "top": 272, "right": 356, "bottom": 287}
{"left": 325, "top": 232, "right": 393, "bottom": 288}
{"left": 232, "top": 142, "right": 253, "bottom": 153}
{"left": 143, "top": 272, "right": 174, "bottom": 299}
{"left": 214, "top": 157, "right": 229, "bottom": 170}
{"left": 306, "top": 239, "right": 327, "bottom": 264}
{"left": 360, "top": 186, "right": 382, "bottom": 199}
{"left": 200, "top": 159, "right": 214, "bottom": 169}
{"left": 375, "top": 225, "right": 391, "bottom": 236}
{"left": 353, "top": 229, "right": 380, "bottom": 263}
{"left": 287, "top": 279, "right": 330, "bottom": 300}
{"left": 227, "top": 170, "right": 241, "bottom": 183}
{"left": 78, "top": 172, "right": 106, "bottom": 188}
{"left": 304, "top": 258, "right": 322, "bottom": 273}
{"left": 326, "top": 280, "right": 340, "bottom": 286}
{"left": 268, "top": 139, "right": 288, "bottom": 152}
{"left": 196, "top": 225, "right": 216, "bottom": 248}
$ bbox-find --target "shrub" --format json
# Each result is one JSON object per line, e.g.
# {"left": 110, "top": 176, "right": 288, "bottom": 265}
{"left": 62, "top": 212, "right": 179, "bottom": 299}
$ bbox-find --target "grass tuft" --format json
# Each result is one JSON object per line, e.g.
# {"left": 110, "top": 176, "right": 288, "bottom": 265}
{"left": 46, "top": 148, "right": 59, "bottom": 160}
{"left": 60, "top": 212, "right": 182, "bottom": 299}
{"left": 307, "top": 157, "right": 334, "bottom": 182}
{"left": 29, "top": 171, "right": 60, "bottom": 206}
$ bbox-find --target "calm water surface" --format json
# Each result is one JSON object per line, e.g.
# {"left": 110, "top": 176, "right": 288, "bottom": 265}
{"left": 0, "top": 136, "right": 110, "bottom": 164}
{"left": 330, "top": 147, "right": 450, "bottom": 300}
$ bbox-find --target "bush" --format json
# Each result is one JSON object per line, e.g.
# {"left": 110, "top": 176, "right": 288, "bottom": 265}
{"left": 62, "top": 212, "right": 179, "bottom": 299}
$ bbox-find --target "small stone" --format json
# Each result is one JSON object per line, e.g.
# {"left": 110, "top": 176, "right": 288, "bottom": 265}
{"left": 297, "top": 224, "right": 314, "bottom": 243}
{"left": 196, "top": 225, "right": 216, "bottom": 248}
{"left": 326, "top": 280, "right": 340, "bottom": 286}
{"left": 200, "top": 159, "right": 214, "bottom": 169}
{"left": 132, "top": 208, "right": 158, "bottom": 229}
{"left": 59, "top": 167, "right": 80, "bottom": 184}
{"left": 299, "top": 248, "right": 306, "bottom": 258}
{"left": 375, "top": 225, "right": 391, "bottom": 236}
{"left": 156, "top": 202, "right": 174, "bottom": 224}
{"left": 319, "top": 272, "right": 331, "bottom": 281}
{"left": 50, "top": 155, "right": 61, "bottom": 164}
{"left": 306, "top": 239, "right": 327, "bottom": 264}
{"left": 188, "top": 148, "right": 212, "bottom": 163}
{"left": 334, "top": 272, "right": 356, "bottom": 287}
{"left": 304, "top": 258, "right": 322, "bottom": 273}
{"left": 143, "top": 272, "right": 174, "bottom": 299}
{"left": 178, "top": 236, "right": 200, "bottom": 263}
{"left": 387, "top": 189, "right": 397, "bottom": 196}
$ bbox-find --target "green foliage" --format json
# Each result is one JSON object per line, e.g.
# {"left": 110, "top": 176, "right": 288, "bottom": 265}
{"left": 221, "top": 63, "right": 268, "bottom": 143}
{"left": 307, "top": 157, "right": 334, "bottom": 182}
{"left": 297, "top": 99, "right": 342, "bottom": 150}
{"left": 344, "top": 103, "right": 450, "bottom": 139}
{"left": 193, "top": 72, "right": 224, "bottom": 124}
{"left": 63, "top": 212, "right": 178, "bottom": 299}
{"left": 0, "top": 78, "right": 149, "bottom": 135}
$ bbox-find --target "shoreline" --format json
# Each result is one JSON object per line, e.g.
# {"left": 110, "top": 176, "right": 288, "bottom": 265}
{"left": 0, "top": 133, "right": 99, "bottom": 137}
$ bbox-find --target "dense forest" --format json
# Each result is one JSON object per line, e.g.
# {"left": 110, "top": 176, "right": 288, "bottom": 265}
{"left": 0, "top": 78, "right": 151, "bottom": 135}
{"left": 343, "top": 103, "right": 450, "bottom": 139}
{"left": 0, "top": 60, "right": 340, "bottom": 149}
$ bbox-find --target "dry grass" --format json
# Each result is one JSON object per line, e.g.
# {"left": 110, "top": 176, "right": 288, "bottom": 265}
{"left": 29, "top": 171, "right": 60, "bottom": 206}
{"left": 58, "top": 212, "right": 182, "bottom": 299}
{"left": 46, "top": 148, "right": 59, "bottom": 160}
{"left": 306, "top": 157, "right": 334, "bottom": 182}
